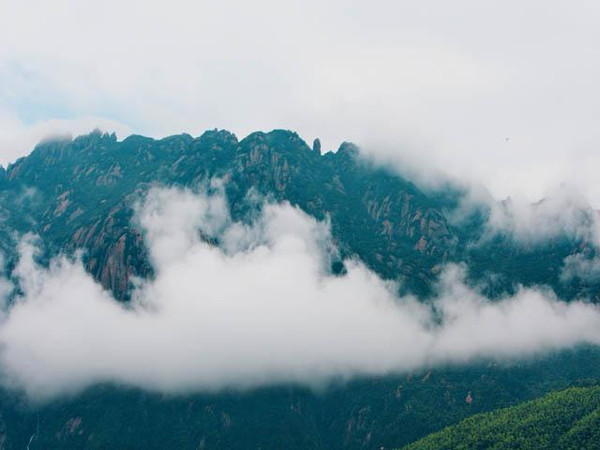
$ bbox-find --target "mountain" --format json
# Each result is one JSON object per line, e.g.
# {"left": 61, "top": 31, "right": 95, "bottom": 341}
{"left": 0, "top": 351, "right": 598, "bottom": 449}
{"left": 0, "top": 129, "right": 596, "bottom": 300}
{"left": 402, "top": 385, "right": 600, "bottom": 450}
{"left": 0, "top": 128, "right": 598, "bottom": 448}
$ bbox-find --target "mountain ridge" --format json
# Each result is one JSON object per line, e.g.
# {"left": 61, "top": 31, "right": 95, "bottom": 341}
{"left": 0, "top": 129, "right": 598, "bottom": 448}
{"left": 0, "top": 128, "right": 458, "bottom": 299}
{"left": 0, "top": 128, "right": 597, "bottom": 302}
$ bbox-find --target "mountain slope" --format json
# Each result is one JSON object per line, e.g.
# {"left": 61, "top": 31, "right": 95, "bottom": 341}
{"left": 402, "top": 385, "right": 600, "bottom": 450}
{"left": 0, "top": 129, "right": 596, "bottom": 301}
{"left": 0, "top": 352, "right": 599, "bottom": 449}
{"left": 0, "top": 129, "right": 598, "bottom": 449}
{"left": 0, "top": 129, "right": 456, "bottom": 299}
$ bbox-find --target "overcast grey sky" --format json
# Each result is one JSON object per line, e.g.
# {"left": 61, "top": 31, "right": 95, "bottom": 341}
{"left": 1, "top": 0, "right": 600, "bottom": 204}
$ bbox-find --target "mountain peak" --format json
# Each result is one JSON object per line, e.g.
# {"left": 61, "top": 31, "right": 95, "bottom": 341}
{"left": 197, "top": 128, "right": 238, "bottom": 146}
{"left": 337, "top": 141, "right": 360, "bottom": 157}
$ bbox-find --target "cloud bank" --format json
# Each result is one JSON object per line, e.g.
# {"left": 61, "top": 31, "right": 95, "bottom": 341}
{"left": 447, "top": 184, "right": 600, "bottom": 246}
{"left": 0, "top": 188, "right": 599, "bottom": 401}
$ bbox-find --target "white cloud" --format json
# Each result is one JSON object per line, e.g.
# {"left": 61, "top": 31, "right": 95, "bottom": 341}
{"left": 561, "top": 253, "right": 600, "bottom": 283}
{"left": 449, "top": 184, "right": 600, "bottom": 246}
{"left": 488, "top": 188, "right": 599, "bottom": 243}
{"left": 0, "top": 188, "right": 599, "bottom": 401}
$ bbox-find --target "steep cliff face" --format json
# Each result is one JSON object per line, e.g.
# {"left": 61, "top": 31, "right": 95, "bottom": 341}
{"left": 0, "top": 128, "right": 597, "bottom": 300}
{"left": 0, "top": 129, "right": 458, "bottom": 298}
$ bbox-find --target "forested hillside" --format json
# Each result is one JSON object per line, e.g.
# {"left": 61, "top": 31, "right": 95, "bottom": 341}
{"left": 1, "top": 129, "right": 597, "bottom": 300}
{"left": 403, "top": 385, "right": 600, "bottom": 450}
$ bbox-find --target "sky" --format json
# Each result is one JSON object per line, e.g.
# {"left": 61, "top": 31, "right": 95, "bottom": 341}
{"left": 1, "top": 0, "right": 600, "bottom": 204}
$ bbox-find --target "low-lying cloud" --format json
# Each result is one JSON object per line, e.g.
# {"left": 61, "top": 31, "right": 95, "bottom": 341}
{"left": 561, "top": 253, "right": 600, "bottom": 283}
{"left": 440, "top": 182, "right": 600, "bottom": 249}
{"left": 1, "top": 187, "right": 600, "bottom": 401}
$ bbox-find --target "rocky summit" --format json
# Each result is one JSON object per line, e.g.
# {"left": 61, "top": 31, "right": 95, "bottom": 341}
{"left": 0, "top": 129, "right": 595, "bottom": 302}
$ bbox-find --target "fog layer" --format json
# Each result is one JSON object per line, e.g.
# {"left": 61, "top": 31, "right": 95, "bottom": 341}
{"left": 1, "top": 188, "right": 599, "bottom": 400}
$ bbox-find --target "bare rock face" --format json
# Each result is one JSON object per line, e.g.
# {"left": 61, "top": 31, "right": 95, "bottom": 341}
{"left": 312, "top": 138, "right": 322, "bottom": 155}
{"left": 465, "top": 391, "right": 473, "bottom": 404}
{"left": 100, "top": 234, "right": 130, "bottom": 296}
{"left": 0, "top": 128, "right": 590, "bottom": 302}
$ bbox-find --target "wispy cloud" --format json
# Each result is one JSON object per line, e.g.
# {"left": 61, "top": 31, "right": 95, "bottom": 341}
{"left": 452, "top": 184, "right": 600, "bottom": 245}
{"left": 561, "top": 253, "right": 600, "bottom": 283}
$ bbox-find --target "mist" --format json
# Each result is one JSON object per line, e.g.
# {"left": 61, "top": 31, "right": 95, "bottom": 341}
{"left": 0, "top": 187, "right": 598, "bottom": 400}
{"left": 562, "top": 253, "right": 600, "bottom": 283}
{"left": 357, "top": 146, "right": 600, "bottom": 250}
{"left": 461, "top": 184, "right": 600, "bottom": 245}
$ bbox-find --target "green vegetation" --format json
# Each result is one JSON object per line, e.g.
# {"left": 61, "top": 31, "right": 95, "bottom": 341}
{"left": 1, "top": 129, "right": 597, "bottom": 300}
{"left": 403, "top": 385, "right": 600, "bottom": 450}
{"left": 0, "top": 350, "right": 593, "bottom": 449}
{"left": 0, "top": 129, "right": 598, "bottom": 448}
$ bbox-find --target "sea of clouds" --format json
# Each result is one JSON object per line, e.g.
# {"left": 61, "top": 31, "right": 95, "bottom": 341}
{"left": 0, "top": 187, "right": 599, "bottom": 401}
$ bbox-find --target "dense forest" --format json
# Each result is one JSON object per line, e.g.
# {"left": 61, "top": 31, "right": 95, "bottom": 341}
{"left": 403, "top": 385, "right": 600, "bottom": 449}
{"left": 0, "top": 130, "right": 597, "bottom": 448}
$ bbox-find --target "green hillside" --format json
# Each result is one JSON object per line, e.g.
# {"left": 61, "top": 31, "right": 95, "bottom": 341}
{"left": 403, "top": 385, "right": 600, "bottom": 450}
